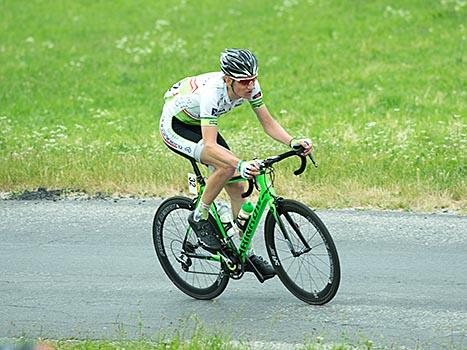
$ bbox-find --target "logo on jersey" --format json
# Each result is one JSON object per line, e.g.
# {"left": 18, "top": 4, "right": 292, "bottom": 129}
{"left": 211, "top": 108, "right": 226, "bottom": 116}
{"left": 252, "top": 91, "right": 262, "bottom": 100}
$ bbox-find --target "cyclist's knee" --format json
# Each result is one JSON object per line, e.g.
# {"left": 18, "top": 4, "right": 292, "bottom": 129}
{"left": 212, "top": 164, "right": 236, "bottom": 179}
{"left": 225, "top": 182, "right": 244, "bottom": 199}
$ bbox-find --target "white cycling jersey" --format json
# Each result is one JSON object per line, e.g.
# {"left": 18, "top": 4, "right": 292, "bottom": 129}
{"left": 162, "top": 71, "right": 264, "bottom": 126}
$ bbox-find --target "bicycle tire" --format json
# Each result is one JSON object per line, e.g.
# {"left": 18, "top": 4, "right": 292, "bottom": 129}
{"left": 152, "top": 196, "right": 229, "bottom": 300}
{"left": 265, "top": 199, "right": 340, "bottom": 305}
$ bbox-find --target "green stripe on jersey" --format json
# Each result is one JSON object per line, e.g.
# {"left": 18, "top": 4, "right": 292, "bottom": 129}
{"left": 249, "top": 98, "right": 264, "bottom": 109}
{"left": 201, "top": 117, "right": 218, "bottom": 127}
{"left": 174, "top": 112, "right": 200, "bottom": 125}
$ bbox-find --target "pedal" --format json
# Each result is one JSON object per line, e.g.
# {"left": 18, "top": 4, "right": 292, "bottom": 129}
{"left": 179, "top": 254, "right": 192, "bottom": 272}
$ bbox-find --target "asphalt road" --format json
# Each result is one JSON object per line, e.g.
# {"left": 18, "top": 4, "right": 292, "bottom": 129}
{"left": 0, "top": 199, "right": 466, "bottom": 349}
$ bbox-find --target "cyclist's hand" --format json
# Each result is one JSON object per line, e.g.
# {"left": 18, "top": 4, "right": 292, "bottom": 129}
{"left": 290, "top": 137, "right": 313, "bottom": 156}
{"left": 237, "top": 160, "right": 260, "bottom": 179}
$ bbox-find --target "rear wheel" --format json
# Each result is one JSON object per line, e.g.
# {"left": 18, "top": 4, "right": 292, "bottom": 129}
{"left": 265, "top": 199, "right": 340, "bottom": 305}
{"left": 153, "top": 196, "right": 229, "bottom": 300}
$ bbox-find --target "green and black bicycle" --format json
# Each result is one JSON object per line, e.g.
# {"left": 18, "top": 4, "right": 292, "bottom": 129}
{"left": 152, "top": 147, "right": 340, "bottom": 305}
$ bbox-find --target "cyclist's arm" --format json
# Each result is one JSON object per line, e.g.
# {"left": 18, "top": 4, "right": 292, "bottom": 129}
{"left": 254, "top": 105, "right": 293, "bottom": 146}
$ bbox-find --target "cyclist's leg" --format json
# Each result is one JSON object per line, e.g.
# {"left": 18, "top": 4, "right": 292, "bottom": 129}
{"left": 198, "top": 139, "right": 236, "bottom": 206}
{"left": 160, "top": 114, "right": 224, "bottom": 249}
{"left": 160, "top": 113, "right": 235, "bottom": 208}
{"left": 224, "top": 182, "right": 245, "bottom": 219}
{"left": 199, "top": 162, "right": 235, "bottom": 205}
{"left": 197, "top": 133, "right": 245, "bottom": 217}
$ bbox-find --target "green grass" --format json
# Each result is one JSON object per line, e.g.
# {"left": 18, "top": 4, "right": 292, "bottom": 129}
{"left": 0, "top": 337, "right": 426, "bottom": 350}
{"left": 0, "top": 0, "right": 465, "bottom": 211}
{"left": 3, "top": 316, "right": 465, "bottom": 350}
{"left": 0, "top": 340, "right": 377, "bottom": 350}
{"left": 37, "top": 339, "right": 388, "bottom": 350}
{"left": 5, "top": 335, "right": 465, "bottom": 350}
{"left": 3, "top": 317, "right": 465, "bottom": 350}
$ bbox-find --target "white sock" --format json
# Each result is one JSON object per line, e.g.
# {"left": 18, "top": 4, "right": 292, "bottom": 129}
{"left": 194, "top": 202, "right": 210, "bottom": 221}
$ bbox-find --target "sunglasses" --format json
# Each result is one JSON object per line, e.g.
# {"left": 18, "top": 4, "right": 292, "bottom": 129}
{"left": 234, "top": 77, "right": 257, "bottom": 86}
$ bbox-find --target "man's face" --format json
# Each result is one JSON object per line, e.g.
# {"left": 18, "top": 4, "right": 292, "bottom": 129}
{"left": 228, "top": 76, "right": 257, "bottom": 99}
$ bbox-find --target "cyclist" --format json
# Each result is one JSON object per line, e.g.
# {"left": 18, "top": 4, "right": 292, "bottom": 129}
{"left": 160, "top": 48, "right": 312, "bottom": 277}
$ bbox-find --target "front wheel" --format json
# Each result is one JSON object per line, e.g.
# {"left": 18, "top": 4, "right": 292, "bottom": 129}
{"left": 265, "top": 199, "right": 340, "bottom": 305}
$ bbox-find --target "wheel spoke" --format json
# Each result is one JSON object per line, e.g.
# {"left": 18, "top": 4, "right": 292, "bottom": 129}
{"left": 301, "top": 255, "right": 327, "bottom": 286}
{"left": 309, "top": 252, "right": 331, "bottom": 267}
{"left": 283, "top": 251, "right": 299, "bottom": 273}
{"left": 310, "top": 241, "right": 325, "bottom": 250}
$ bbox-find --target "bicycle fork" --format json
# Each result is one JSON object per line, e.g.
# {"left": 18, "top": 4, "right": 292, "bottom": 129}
{"left": 273, "top": 198, "right": 311, "bottom": 257}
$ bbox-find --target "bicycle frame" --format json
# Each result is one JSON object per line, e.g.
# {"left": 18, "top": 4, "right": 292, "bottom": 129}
{"left": 184, "top": 147, "right": 315, "bottom": 267}
{"left": 190, "top": 170, "right": 279, "bottom": 264}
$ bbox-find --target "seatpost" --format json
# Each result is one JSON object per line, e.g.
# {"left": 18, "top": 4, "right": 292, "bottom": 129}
{"left": 190, "top": 160, "right": 206, "bottom": 186}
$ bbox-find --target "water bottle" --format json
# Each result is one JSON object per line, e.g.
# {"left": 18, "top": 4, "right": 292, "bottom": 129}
{"left": 235, "top": 201, "right": 254, "bottom": 232}
{"left": 217, "top": 202, "right": 238, "bottom": 244}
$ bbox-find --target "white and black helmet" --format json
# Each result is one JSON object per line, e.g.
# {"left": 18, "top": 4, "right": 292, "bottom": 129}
{"left": 220, "top": 48, "right": 258, "bottom": 79}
